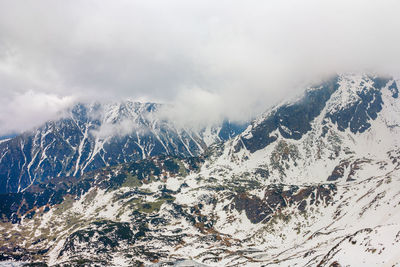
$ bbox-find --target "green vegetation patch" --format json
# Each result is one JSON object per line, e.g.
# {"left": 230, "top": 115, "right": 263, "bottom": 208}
{"left": 139, "top": 200, "right": 165, "bottom": 213}
{"left": 122, "top": 174, "right": 142, "bottom": 188}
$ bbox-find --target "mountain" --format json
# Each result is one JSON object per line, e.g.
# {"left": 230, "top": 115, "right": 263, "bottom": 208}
{"left": 0, "top": 73, "right": 399, "bottom": 266}
{"left": 0, "top": 101, "right": 246, "bottom": 194}
{"left": 212, "top": 74, "right": 400, "bottom": 185}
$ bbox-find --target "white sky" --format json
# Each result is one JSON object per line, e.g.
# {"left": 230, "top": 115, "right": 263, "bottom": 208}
{"left": 1, "top": 0, "right": 400, "bottom": 134}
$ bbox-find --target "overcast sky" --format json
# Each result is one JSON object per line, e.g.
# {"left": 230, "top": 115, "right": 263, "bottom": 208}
{"left": 1, "top": 0, "right": 400, "bottom": 135}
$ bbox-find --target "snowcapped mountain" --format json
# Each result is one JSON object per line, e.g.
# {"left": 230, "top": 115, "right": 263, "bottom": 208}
{"left": 0, "top": 73, "right": 400, "bottom": 266}
{"left": 0, "top": 101, "right": 246, "bottom": 194}
{"left": 209, "top": 74, "right": 400, "bottom": 185}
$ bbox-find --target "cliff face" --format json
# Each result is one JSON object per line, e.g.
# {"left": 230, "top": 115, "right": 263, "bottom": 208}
{"left": 1, "top": 74, "right": 400, "bottom": 266}
{"left": 0, "top": 101, "right": 245, "bottom": 193}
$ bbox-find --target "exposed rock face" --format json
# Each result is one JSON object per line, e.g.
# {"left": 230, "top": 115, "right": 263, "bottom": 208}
{"left": 0, "top": 101, "right": 246, "bottom": 193}
{"left": 0, "top": 155, "right": 204, "bottom": 223}
{"left": 234, "top": 184, "right": 336, "bottom": 224}
{"left": 234, "top": 77, "right": 340, "bottom": 153}
{"left": 222, "top": 74, "right": 400, "bottom": 185}
{"left": 234, "top": 75, "right": 397, "bottom": 154}
{"left": 325, "top": 77, "right": 396, "bottom": 134}
{"left": 0, "top": 74, "right": 400, "bottom": 266}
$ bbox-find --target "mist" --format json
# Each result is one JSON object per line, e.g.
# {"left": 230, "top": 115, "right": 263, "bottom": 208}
{"left": 1, "top": 0, "right": 400, "bottom": 134}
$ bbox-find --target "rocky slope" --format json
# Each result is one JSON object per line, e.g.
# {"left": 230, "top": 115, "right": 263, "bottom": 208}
{"left": 0, "top": 73, "right": 399, "bottom": 266}
{"left": 211, "top": 74, "right": 400, "bottom": 185}
{"left": 0, "top": 101, "right": 245, "bottom": 194}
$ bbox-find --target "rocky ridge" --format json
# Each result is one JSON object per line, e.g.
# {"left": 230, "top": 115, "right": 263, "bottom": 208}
{"left": 0, "top": 74, "right": 399, "bottom": 266}
{"left": 0, "top": 101, "right": 245, "bottom": 194}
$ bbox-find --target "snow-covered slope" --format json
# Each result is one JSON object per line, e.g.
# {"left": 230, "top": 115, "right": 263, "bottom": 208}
{"left": 0, "top": 73, "right": 399, "bottom": 266}
{"left": 208, "top": 74, "right": 400, "bottom": 185}
{"left": 1, "top": 146, "right": 399, "bottom": 266}
{"left": 0, "top": 101, "right": 245, "bottom": 193}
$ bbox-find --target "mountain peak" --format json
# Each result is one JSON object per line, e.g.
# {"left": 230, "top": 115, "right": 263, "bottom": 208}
{"left": 1, "top": 74, "right": 400, "bottom": 266}
{"left": 201, "top": 74, "right": 400, "bottom": 186}
{"left": 234, "top": 74, "right": 398, "bottom": 154}
{"left": 0, "top": 100, "right": 246, "bottom": 193}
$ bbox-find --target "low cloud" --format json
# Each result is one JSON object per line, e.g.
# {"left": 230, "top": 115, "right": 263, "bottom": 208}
{"left": 0, "top": 91, "right": 75, "bottom": 135}
{"left": 158, "top": 87, "right": 224, "bottom": 130}
{"left": 91, "top": 119, "right": 142, "bottom": 140}
{"left": 0, "top": 0, "right": 400, "bottom": 135}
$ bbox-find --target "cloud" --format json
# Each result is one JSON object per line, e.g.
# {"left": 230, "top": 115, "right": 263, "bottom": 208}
{"left": 91, "top": 118, "right": 143, "bottom": 140}
{"left": 158, "top": 87, "right": 223, "bottom": 130}
{"left": 0, "top": 91, "right": 75, "bottom": 135}
{"left": 0, "top": 0, "right": 400, "bottom": 134}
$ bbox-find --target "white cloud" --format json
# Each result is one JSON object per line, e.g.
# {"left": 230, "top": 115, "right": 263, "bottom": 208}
{"left": 0, "top": 0, "right": 399, "bottom": 134}
{"left": 0, "top": 91, "right": 75, "bottom": 135}
{"left": 158, "top": 87, "right": 223, "bottom": 129}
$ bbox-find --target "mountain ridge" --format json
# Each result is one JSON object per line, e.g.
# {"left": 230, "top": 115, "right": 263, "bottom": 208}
{"left": 206, "top": 73, "right": 400, "bottom": 184}
{"left": 0, "top": 101, "right": 246, "bottom": 193}
{"left": 0, "top": 73, "right": 400, "bottom": 266}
